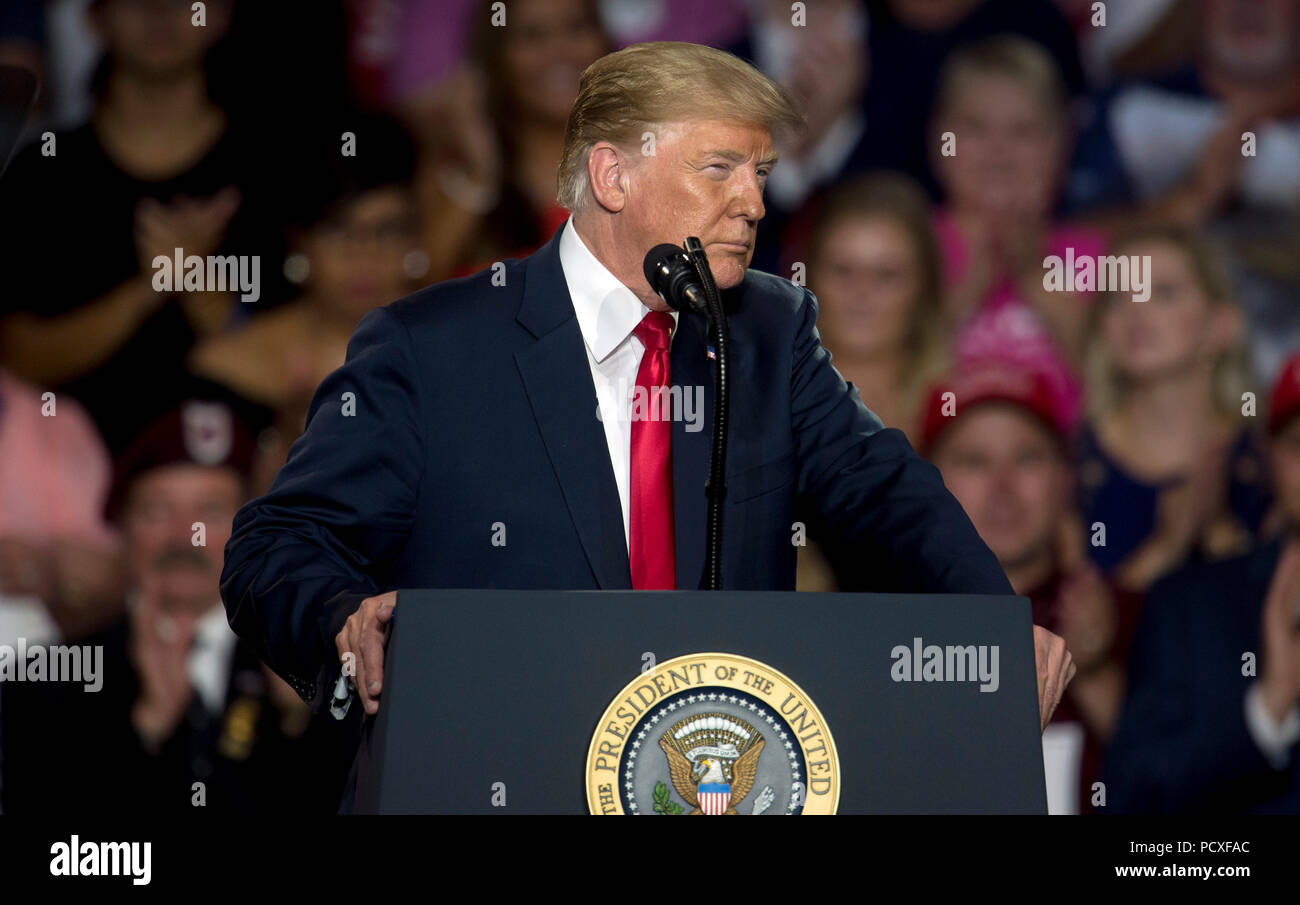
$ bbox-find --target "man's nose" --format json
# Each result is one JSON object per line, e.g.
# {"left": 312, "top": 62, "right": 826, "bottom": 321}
{"left": 989, "top": 462, "right": 1020, "bottom": 492}
{"left": 731, "top": 169, "right": 765, "bottom": 222}
{"left": 171, "top": 508, "right": 202, "bottom": 541}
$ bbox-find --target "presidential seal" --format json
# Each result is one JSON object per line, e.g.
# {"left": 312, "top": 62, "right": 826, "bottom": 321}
{"left": 585, "top": 653, "right": 840, "bottom": 815}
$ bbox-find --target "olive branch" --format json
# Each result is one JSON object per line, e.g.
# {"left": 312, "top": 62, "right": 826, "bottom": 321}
{"left": 652, "top": 781, "right": 683, "bottom": 815}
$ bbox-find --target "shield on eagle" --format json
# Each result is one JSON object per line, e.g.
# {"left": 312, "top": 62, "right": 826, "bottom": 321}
{"left": 697, "top": 782, "right": 731, "bottom": 815}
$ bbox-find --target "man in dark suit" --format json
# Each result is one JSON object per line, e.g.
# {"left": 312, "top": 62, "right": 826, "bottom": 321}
{"left": 1, "top": 398, "right": 356, "bottom": 813}
{"left": 1103, "top": 354, "right": 1300, "bottom": 813}
{"left": 220, "top": 42, "right": 1073, "bottom": 731}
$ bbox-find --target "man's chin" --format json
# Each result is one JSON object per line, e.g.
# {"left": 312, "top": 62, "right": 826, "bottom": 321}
{"left": 711, "top": 259, "right": 748, "bottom": 290}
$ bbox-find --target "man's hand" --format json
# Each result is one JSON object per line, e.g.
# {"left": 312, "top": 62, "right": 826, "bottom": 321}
{"left": 335, "top": 591, "right": 397, "bottom": 715}
{"left": 1034, "top": 624, "right": 1076, "bottom": 732}
{"left": 1259, "top": 536, "right": 1300, "bottom": 724}
{"left": 129, "top": 577, "right": 198, "bottom": 749}
{"left": 786, "top": 23, "right": 866, "bottom": 156}
{"left": 134, "top": 187, "right": 241, "bottom": 271}
{"left": 1056, "top": 567, "right": 1117, "bottom": 674}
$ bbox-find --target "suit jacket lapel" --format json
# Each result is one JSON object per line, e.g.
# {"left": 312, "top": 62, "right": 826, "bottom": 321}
{"left": 514, "top": 227, "right": 632, "bottom": 590}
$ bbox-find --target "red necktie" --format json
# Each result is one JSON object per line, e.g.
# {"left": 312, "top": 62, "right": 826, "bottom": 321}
{"left": 629, "top": 311, "right": 676, "bottom": 590}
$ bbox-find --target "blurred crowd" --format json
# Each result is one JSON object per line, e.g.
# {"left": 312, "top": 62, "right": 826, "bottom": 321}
{"left": 0, "top": 0, "right": 1298, "bottom": 815}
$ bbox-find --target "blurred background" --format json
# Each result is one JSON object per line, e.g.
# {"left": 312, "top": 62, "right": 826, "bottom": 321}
{"left": 0, "top": 0, "right": 1297, "bottom": 816}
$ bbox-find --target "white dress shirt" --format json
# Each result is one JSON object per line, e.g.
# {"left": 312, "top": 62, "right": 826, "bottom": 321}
{"left": 188, "top": 601, "right": 239, "bottom": 715}
{"left": 557, "top": 216, "right": 679, "bottom": 554}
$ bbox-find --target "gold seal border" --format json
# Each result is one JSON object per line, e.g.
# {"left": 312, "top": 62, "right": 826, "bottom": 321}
{"left": 585, "top": 652, "right": 840, "bottom": 814}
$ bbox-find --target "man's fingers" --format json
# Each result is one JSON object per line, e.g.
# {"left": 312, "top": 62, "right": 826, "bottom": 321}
{"left": 375, "top": 590, "right": 398, "bottom": 622}
{"left": 1034, "top": 627, "right": 1055, "bottom": 730}
{"left": 1034, "top": 626, "right": 1073, "bottom": 731}
{"left": 342, "top": 621, "right": 375, "bottom": 714}
{"left": 358, "top": 594, "right": 397, "bottom": 711}
{"left": 1041, "top": 659, "right": 1059, "bottom": 728}
{"left": 360, "top": 621, "right": 386, "bottom": 700}
{"left": 1034, "top": 627, "right": 1049, "bottom": 694}
{"left": 1047, "top": 655, "right": 1076, "bottom": 728}
{"left": 332, "top": 594, "right": 397, "bottom": 716}
{"left": 337, "top": 616, "right": 377, "bottom": 713}
{"left": 1047, "top": 648, "right": 1074, "bottom": 726}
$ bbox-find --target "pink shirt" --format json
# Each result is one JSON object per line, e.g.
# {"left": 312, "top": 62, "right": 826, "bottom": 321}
{"left": 933, "top": 210, "right": 1106, "bottom": 435}
{"left": 0, "top": 371, "right": 117, "bottom": 548}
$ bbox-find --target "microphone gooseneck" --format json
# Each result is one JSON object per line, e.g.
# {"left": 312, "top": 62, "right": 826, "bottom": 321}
{"left": 643, "top": 240, "right": 730, "bottom": 591}
{"left": 682, "top": 238, "right": 729, "bottom": 592}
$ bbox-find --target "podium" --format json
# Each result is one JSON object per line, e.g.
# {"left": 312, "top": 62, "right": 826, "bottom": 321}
{"left": 351, "top": 589, "right": 1046, "bottom": 814}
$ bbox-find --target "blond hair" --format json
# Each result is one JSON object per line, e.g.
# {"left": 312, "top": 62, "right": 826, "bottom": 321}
{"left": 557, "top": 42, "right": 804, "bottom": 212}
{"left": 1083, "top": 225, "right": 1253, "bottom": 421}
{"left": 935, "top": 35, "right": 1068, "bottom": 127}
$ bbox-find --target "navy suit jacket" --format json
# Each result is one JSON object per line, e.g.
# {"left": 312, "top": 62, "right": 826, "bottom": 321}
{"left": 220, "top": 223, "right": 1012, "bottom": 710}
{"left": 1104, "top": 537, "right": 1300, "bottom": 813}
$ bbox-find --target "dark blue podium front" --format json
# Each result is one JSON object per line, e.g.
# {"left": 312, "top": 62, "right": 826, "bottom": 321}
{"left": 351, "top": 589, "right": 1046, "bottom": 814}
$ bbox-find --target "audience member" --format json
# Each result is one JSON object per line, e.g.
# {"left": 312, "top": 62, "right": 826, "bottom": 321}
{"left": 1103, "top": 351, "right": 1300, "bottom": 814}
{"left": 412, "top": 0, "right": 609, "bottom": 281}
{"left": 863, "top": 0, "right": 1085, "bottom": 194}
{"left": 0, "top": 398, "right": 358, "bottom": 813}
{"left": 930, "top": 36, "right": 1104, "bottom": 434}
{"left": 0, "top": 0, "right": 292, "bottom": 453}
{"left": 796, "top": 172, "right": 949, "bottom": 590}
{"left": 188, "top": 114, "right": 420, "bottom": 493}
{"left": 1067, "top": 0, "right": 1300, "bottom": 385}
{"left": 0, "top": 369, "right": 123, "bottom": 644}
{"left": 725, "top": 0, "right": 877, "bottom": 276}
{"left": 1075, "top": 225, "right": 1270, "bottom": 592}
{"left": 922, "top": 362, "right": 1141, "bottom": 814}
{"left": 804, "top": 172, "right": 950, "bottom": 447}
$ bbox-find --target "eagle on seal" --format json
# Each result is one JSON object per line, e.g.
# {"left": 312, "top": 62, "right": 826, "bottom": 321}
{"left": 658, "top": 733, "right": 765, "bottom": 815}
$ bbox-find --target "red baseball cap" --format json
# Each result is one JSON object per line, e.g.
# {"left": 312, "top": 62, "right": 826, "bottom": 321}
{"left": 918, "top": 362, "right": 1068, "bottom": 458}
{"left": 1269, "top": 353, "right": 1300, "bottom": 435}
{"left": 106, "top": 399, "right": 257, "bottom": 520}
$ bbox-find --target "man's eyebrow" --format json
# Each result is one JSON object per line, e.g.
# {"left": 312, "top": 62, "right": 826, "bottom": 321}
{"left": 699, "top": 149, "right": 782, "bottom": 166}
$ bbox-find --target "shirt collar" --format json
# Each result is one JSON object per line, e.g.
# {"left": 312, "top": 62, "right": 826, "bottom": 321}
{"left": 194, "top": 600, "right": 236, "bottom": 648}
{"left": 558, "top": 215, "right": 677, "bottom": 362}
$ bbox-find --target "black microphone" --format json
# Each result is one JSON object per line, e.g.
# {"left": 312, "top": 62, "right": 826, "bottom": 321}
{"left": 644, "top": 239, "right": 731, "bottom": 591}
{"left": 643, "top": 244, "right": 709, "bottom": 313}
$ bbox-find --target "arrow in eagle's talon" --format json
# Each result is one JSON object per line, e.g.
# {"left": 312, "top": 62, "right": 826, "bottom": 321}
{"left": 751, "top": 786, "right": 775, "bottom": 815}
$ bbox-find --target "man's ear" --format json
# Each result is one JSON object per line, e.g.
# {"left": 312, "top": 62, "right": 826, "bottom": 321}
{"left": 587, "top": 142, "right": 630, "bottom": 213}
